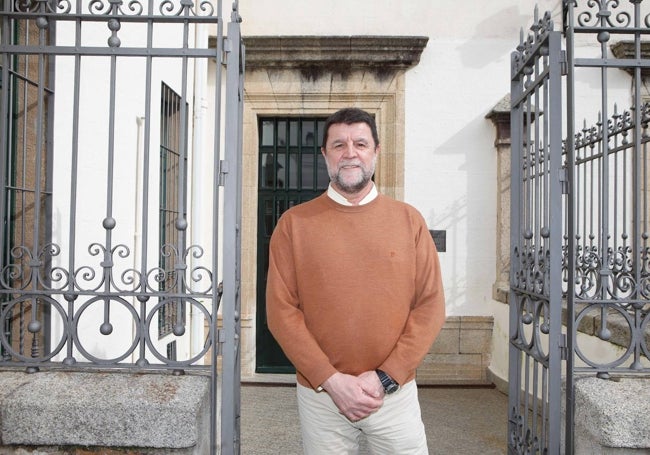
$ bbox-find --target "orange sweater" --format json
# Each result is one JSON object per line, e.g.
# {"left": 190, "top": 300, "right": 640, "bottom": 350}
{"left": 266, "top": 193, "right": 445, "bottom": 389}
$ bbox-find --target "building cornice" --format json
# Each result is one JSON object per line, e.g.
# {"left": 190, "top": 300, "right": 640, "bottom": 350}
{"left": 240, "top": 35, "right": 428, "bottom": 75}
{"left": 610, "top": 41, "right": 650, "bottom": 76}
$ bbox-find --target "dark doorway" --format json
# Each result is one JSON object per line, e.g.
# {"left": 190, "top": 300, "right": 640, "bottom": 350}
{"left": 255, "top": 116, "right": 329, "bottom": 372}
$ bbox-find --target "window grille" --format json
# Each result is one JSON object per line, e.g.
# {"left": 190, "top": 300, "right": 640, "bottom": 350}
{"left": 1, "top": 19, "right": 53, "bottom": 359}
{"left": 158, "top": 82, "right": 187, "bottom": 338}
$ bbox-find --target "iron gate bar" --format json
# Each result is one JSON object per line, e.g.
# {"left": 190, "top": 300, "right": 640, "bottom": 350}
{"left": 220, "top": 5, "right": 244, "bottom": 453}
{"left": 0, "top": 0, "right": 244, "bottom": 452}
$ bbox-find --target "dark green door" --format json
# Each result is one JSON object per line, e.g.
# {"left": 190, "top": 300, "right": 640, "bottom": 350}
{"left": 256, "top": 117, "right": 329, "bottom": 373}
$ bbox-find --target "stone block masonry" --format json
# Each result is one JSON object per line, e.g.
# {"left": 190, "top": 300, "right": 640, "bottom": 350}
{"left": 416, "top": 316, "right": 494, "bottom": 385}
{"left": 569, "top": 376, "right": 650, "bottom": 454}
{"left": 0, "top": 371, "right": 210, "bottom": 454}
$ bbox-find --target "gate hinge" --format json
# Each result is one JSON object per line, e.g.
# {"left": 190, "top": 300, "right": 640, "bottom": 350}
{"left": 560, "top": 50, "right": 568, "bottom": 76}
{"left": 222, "top": 38, "right": 232, "bottom": 64}
{"left": 558, "top": 167, "right": 569, "bottom": 194}
{"left": 559, "top": 334, "right": 568, "bottom": 360}
{"left": 218, "top": 159, "right": 229, "bottom": 186}
{"left": 216, "top": 328, "right": 226, "bottom": 355}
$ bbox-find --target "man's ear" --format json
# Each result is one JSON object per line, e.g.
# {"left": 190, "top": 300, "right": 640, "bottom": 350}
{"left": 321, "top": 147, "right": 326, "bottom": 157}
{"left": 375, "top": 144, "right": 381, "bottom": 155}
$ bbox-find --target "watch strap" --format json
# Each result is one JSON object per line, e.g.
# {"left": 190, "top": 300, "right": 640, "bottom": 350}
{"left": 376, "top": 369, "right": 399, "bottom": 394}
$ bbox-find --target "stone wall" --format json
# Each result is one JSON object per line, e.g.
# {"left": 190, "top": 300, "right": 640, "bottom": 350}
{"left": 417, "top": 315, "right": 494, "bottom": 385}
{"left": 0, "top": 371, "right": 210, "bottom": 454}
{"left": 564, "top": 376, "right": 650, "bottom": 454}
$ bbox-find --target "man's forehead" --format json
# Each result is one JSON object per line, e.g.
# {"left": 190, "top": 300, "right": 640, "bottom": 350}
{"left": 327, "top": 122, "right": 373, "bottom": 138}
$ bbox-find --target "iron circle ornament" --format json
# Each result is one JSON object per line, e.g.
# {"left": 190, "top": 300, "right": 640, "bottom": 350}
{"left": 517, "top": 294, "right": 536, "bottom": 351}
{"left": 72, "top": 295, "right": 141, "bottom": 364}
{"left": 532, "top": 299, "right": 552, "bottom": 360}
{"left": 144, "top": 297, "right": 212, "bottom": 366}
{"left": 0, "top": 295, "right": 68, "bottom": 363}
{"left": 574, "top": 303, "right": 635, "bottom": 370}
{"left": 640, "top": 310, "right": 650, "bottom": 362}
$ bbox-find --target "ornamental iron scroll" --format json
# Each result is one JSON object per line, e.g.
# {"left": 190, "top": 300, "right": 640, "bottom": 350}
{"left": 511, "top": 6, "right": 555, "bottom": 80}
{"left": 1, "top": 241, "right": 214, "bottom": 295}
{"left": 12, "top": 0, "right": 216, "bottom": 16}
{"left": 563, "top": 101, "right": 650, "bottom": 374}
{"left": 8, "top": 0, "right": 220, "bottom": 53}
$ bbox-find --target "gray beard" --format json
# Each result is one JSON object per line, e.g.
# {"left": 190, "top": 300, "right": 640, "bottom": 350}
{"left": 330, "top": 172, "right": 373, "bottom": 194}
{"left": 328, "top": 156, "right": 377, "bottom": 194}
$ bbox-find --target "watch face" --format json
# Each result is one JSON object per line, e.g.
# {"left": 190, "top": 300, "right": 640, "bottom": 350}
{"left": 385, "top": 381, "right": 399, "bottom": 394}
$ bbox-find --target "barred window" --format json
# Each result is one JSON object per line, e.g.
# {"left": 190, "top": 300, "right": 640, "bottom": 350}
{"left": 158, "top": 82, "right": 187, "bottom": 338}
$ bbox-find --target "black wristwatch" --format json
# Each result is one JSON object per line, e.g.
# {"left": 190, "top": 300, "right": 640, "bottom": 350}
{"left": 376, "top": 369, "right": 399, "bottom": 394}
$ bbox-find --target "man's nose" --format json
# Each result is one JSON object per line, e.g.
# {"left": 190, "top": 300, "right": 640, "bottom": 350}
{"left": 342, "top": 140, "right": 358, "bottom": 157}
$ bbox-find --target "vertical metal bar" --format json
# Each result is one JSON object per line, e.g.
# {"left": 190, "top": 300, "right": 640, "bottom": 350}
{"left": 221, "top": 6, "right": 243, "bottom": 453}
{"left": 136, "top": 0, "right": 155, "bottom": 367}
{"left": 0, "top": 0, "right": 11, "bottom": 361}
{"left": 598, "top": 10, "right": 610, "bottom": 309}
{"left": 508, "top": 38, "right": 524, "bottom": 454}
{"left": 563, "top": 1, "right": 576, "bottom": 450}
{"left": 63, "top": 0, "right": 84, "bottom": 364}
{"left": 523, "top": 352, "right": 530, "bottom": 449}
{"left": 101, "top": 48, "right": 118, "bottom": 329}
{"left": 631, "top": 0, "right": 643, "bottom": 370}
{"left": 210, "top": 1, "right": 224, "bottom": 452}
{"left": 541, "top": 366, "right": 548, "bottom": 451}
{"left": 0, "top": 6, "right": 10, "bottom": 295}
{"left": 42, "top": 0, "right": 56, "bottom": 354}
{"left": 546, "top": 29, "right": 564, "bottom": 454}
{"left": 532, "top": 358, "right": 539, "bottom": 451}
{"left": 176, "top": 7, "right": 190, "bottom": 301}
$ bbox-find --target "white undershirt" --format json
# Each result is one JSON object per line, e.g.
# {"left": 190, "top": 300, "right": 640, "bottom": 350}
{"left": 327, "top": 183, "right": 378, "bottom": 206}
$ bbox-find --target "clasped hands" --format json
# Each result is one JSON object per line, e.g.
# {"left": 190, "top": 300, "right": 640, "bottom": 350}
{"left": 320, "top": 371, "right": 385, "bottom": 422}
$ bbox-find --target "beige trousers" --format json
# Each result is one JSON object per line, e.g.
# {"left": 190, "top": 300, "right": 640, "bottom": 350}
{"left": 296, "top": 380, "right": 428, "bottom": 455}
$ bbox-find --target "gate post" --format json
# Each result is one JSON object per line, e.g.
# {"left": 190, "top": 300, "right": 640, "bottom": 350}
{"left": 220, "top": 5, "right": 245, "bottom": 454}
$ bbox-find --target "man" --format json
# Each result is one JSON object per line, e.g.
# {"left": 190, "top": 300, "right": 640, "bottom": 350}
{"left": 266, "top": 107, "right": 446, "bottom": 454}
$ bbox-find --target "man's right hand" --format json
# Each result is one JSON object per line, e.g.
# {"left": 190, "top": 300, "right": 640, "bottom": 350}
{"left": 320, "top": 372, "right": 384, "bottom": 421}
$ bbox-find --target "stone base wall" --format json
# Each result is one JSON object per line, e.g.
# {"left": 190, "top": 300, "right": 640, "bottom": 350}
{"left": 563, "top": 376, "right": 650, "bottom": 454}
{"left": 0, "top": 371, "right": 210, "bottom": 455}
{"left": 416, "top": 316, "right": 494, "bottom": 385}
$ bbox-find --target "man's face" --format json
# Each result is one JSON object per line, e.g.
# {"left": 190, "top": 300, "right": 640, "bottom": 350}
{"left": 321, "top": 122, "right": 379, "bottom": 195}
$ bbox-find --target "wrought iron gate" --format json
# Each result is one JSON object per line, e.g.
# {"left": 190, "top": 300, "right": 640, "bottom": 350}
{"left": 509, "top": 8, "right": 565, "bottom": 453}
{"left": 0, "top": 0, "right": 244, "bottom": 453}
{"left": 510, "top": 2, "right": 650, "bottom": 453}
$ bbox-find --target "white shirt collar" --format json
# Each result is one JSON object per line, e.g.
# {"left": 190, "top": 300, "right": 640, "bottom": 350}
{"left": 327, "top": 183, "right": 378, "bottom": 206}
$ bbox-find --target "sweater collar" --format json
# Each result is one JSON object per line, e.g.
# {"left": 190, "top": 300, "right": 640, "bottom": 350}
{"left": 326, "top": 183, "right": 378, "bottom": 206}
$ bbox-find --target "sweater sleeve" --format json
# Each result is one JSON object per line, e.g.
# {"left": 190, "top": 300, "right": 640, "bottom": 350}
{"left": 378, "top": 211, "right": 446, "bottom": 385}
{"left": 265, "top": 214, "right": 338, "bottom": 389}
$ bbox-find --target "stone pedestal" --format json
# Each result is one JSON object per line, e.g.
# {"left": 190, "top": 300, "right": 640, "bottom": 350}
{"left": 0, "top": 371, "right": 210, "bottom": 454}
{"left": 567, "top": 376, "right": 650, "bottom": 454}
